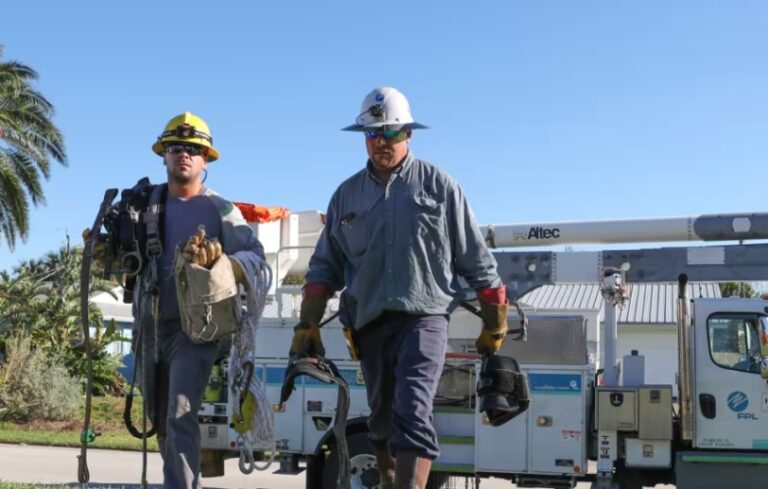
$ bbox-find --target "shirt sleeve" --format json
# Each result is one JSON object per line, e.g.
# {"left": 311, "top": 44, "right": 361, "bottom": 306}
{"left": 219, "top": 199, "right": 266, "bottom": 270}
{"left": 305, "top": 191, "right": 346, "bottom": 292}
{"left": 447, "top": 179, "right": 503, "bottom": 290}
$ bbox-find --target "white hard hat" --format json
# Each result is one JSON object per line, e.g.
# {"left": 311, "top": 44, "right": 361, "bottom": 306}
{"left": 342, "top": 87, "right": 429, "bottom": 132}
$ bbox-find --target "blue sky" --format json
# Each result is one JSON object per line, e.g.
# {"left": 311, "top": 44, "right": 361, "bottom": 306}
{"left": 2, "top": 1, "right": 767, "bottom": 271}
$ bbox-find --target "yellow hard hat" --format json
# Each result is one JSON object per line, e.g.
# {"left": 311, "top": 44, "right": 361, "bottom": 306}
{"left": 152, "top": 111, "right": 220, "bottom": 162}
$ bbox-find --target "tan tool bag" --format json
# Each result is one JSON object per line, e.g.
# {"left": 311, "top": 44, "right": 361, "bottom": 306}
{"left": 175, "top": 253, "right": 241, "bottom": 343}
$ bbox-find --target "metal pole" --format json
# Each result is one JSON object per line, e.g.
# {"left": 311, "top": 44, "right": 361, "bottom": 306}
{"left": 677, "top": 274, "right": 694, "bottom": 441}
{"left": 602, "top": 299, "right": 619, "bottom": 386}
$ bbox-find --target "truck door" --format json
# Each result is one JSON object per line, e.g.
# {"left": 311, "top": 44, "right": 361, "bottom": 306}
{"left": 693, "top": 298, "right": 768, "bottom": 450}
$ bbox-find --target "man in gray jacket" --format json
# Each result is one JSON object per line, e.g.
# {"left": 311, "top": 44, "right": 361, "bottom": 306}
{"left": 133, "top": 112, "right": 264, "bottom": 489}
{"left": 290, "top": 88, "right": 509, "bottom": 488}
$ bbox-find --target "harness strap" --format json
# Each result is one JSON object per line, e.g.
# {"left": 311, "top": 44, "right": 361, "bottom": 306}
{"left": 78, "top": 188, "right": 119, "bottom": 484}
{"left": 143, "top": 184, "right": 166, "bottom": 258}
{"left": 280, "top": 356, "right": 350, "bottom": 488}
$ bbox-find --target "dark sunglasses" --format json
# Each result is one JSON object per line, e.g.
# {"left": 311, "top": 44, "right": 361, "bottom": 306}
{"left": 364, "top": 129, "right": 409, "bottom": 142}
{"left": 165, "top": 143, "right": 207, "bottom": 156}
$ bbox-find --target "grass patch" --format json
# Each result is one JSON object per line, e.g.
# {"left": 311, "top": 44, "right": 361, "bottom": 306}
{"left": 0, "top": 396, "right": 158, "bottom": 452}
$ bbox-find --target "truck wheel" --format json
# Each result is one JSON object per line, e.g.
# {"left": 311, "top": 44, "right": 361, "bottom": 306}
{"left": 323, "top": 431, "right": 380, "bottom": 488}
{"left": 322, "top": 431, "right": 454, "bottom": 489}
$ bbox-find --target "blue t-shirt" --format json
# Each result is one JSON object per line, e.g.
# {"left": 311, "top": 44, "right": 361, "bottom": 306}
{"left": 158, "top": 194, "right": 223, "bottom": 328}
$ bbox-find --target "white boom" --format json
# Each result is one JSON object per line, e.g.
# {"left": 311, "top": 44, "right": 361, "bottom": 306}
{"left": 481, "top": 212, "right": 768, "bottom": 248}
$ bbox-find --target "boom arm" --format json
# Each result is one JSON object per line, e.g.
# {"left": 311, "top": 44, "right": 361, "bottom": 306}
{"left": 482, "top": 212, "right": 768, "bottom": 248}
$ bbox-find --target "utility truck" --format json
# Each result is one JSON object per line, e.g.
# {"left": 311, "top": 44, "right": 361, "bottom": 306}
{"left": 198, "top": 211, "right": 768, "bottom": 489}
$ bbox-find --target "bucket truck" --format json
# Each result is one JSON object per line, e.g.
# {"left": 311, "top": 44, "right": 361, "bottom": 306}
{"left": 198, "top": 212, "right": 768, "bottom": 489}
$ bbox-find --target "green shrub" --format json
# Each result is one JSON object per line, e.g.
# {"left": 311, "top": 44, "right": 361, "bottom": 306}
{"left": 0, "top": 335, "right": 81, "bottom": 421}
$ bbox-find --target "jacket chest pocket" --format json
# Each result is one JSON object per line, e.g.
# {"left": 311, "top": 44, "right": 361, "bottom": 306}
{"left": 412, "top": 191, "right": 445, "bottom": 237}
{"left": 333, "top": 211, "right": 368, "bottom": 257}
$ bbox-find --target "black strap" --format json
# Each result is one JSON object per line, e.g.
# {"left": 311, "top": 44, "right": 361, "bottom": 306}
{"left": 78, "top": 188, "right": 119, "bottom": 484}
{"left": 280, "top": 356, "right": 350, "bottom": 488}
{"left": 123, "top": 320, "right": 157, "bottom": 440}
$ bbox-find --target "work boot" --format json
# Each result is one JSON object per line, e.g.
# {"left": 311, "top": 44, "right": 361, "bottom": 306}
{"left": 374, "top": 448, "right": 395, "bottom": 489}
{"left": 393, "top": 450, "right": 431, "bottom": 489}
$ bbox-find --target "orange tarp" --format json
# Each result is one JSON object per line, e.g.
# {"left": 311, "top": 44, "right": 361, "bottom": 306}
{"left": 234, "top": 202, "right": 291, "bottom": 223}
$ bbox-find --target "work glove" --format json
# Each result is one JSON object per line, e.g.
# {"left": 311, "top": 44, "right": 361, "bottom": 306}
{"left": 290, "top": 321, "right": 325, "bottom": 357}
{"left": 181, "top": 226, "right": 222, "bottom": 269}
{"left": 288, "top": 283, "right": 331, "bottom": 358}
{"left": 475, "top": 287, "right": 510, "bottom": 356}
{"left": 81, "top": 228, "right": 109, "bottom": 268}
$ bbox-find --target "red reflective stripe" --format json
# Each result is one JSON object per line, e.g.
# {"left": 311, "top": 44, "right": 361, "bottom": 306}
{"left": 303, "top": 282, "right": 332, "bottom": 299}
{"left": 477, "top": 286, "right": 507, "bottom": 304}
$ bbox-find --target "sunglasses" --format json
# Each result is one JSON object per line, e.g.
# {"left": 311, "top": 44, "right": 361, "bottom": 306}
{"left": 165, "top": 143, "right": 207, "bottom": 156}
{"left": 364, "top": 129, "right": 409, "bottom": 142}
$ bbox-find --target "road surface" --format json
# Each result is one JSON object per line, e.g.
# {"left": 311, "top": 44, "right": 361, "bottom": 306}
{"left": 0, "top": 443, "right": 675, "bottom": 488}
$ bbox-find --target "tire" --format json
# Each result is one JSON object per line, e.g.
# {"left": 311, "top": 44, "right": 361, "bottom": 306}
{"left": 322, "top": 431, "right": 452, "bottom": 489}
{"left": 323, "top": 431, "right": 380, "bottom": 489}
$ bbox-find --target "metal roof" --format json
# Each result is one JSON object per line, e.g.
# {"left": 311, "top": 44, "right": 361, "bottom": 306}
{"left": 519, "top": 282, "right": 721, "bottom": 324}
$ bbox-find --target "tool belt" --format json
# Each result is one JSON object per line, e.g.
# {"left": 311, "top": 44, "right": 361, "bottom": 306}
{"left": 175, "top": 253, "right": 241, "bottom": 343}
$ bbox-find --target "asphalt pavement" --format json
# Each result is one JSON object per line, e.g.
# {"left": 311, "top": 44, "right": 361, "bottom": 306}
{"left": 0, "top": 443, "right": 676, "bottom": 488}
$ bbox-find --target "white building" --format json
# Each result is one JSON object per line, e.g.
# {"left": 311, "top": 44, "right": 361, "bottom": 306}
{"left": 518, "top": 282, "right": 721, "bottom": 386}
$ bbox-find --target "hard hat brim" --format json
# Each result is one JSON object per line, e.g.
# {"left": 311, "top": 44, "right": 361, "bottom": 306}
{"left": 341, "top": 122, "right": 429, "bottom": 132}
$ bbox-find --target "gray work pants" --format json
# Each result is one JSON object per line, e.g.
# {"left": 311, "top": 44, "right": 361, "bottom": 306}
{"left": 356, "top": 312, "right": 448, "bottom": 460}
{"left": 138, "top": 325, "right": 217, "bottom": 489}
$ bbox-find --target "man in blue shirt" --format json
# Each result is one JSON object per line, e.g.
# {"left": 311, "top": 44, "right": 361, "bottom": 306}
{"left": 290, "top": 87, "right": 509, "bottom": 488}
{"left": 133, "top": 112, "right": 265, "bottom": 489}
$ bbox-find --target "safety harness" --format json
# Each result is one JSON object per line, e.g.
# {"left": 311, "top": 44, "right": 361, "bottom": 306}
{"left": 78, "top": 188, "right": 119, "bottom": 484}
{"left": 458, "top": 300, "right": 531, "bottom": 427}
{"left": 280, "top": 354, "right": 351, "bottom": 488}
{"left": 477, "top": 354, "right": 531, "bottom": 426}
{"left": 79, "top": 180, "right": 166, "bottom": 486}
{"left": 124, "top": 183, "right": 166, "bottom": 487}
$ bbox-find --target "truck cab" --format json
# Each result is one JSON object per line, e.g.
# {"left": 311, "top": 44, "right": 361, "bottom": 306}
{"left": 692, "top": 298, "right": 768, "bottom": 450}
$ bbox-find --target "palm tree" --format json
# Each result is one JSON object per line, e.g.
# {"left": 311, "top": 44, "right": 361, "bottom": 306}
{"left": 0, "top": 45, "right": 67, "bottom": 250}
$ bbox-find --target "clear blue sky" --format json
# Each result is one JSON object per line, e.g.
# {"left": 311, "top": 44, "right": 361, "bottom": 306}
{"left": 2, "top": 1, "right": 767, "bottom": 271}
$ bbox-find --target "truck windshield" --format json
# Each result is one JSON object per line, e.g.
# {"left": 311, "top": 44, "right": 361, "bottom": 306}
{"left": 707, "top": 313, "right": 762, "bottom": 374}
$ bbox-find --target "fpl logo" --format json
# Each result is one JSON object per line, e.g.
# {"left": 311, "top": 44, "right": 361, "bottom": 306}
{"left": 728, "top": 391, "right": 758, "bottom": 420}
{"left": 728, "top": 391, "right": 748, "bottom": 412}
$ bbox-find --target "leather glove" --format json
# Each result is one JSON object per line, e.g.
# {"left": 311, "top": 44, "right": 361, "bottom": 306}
{"left": 289, "top": 284, "right": 331, "bottom": 357}
{"left": 475, "top": 287, "right": 509, "bottom": 356}
{"left": 81, "top": 228, "right": 108, "bottom": 268}
{"left": 290, "top": 321, "right": 325, "bottom": 357}
{"left": 181, "top": 226, "right": 222, "bottom": 269}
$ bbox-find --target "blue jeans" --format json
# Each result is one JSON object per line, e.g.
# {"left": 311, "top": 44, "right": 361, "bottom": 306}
{"left": 356, "top": 312, "right": 448, "bottom": 460}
